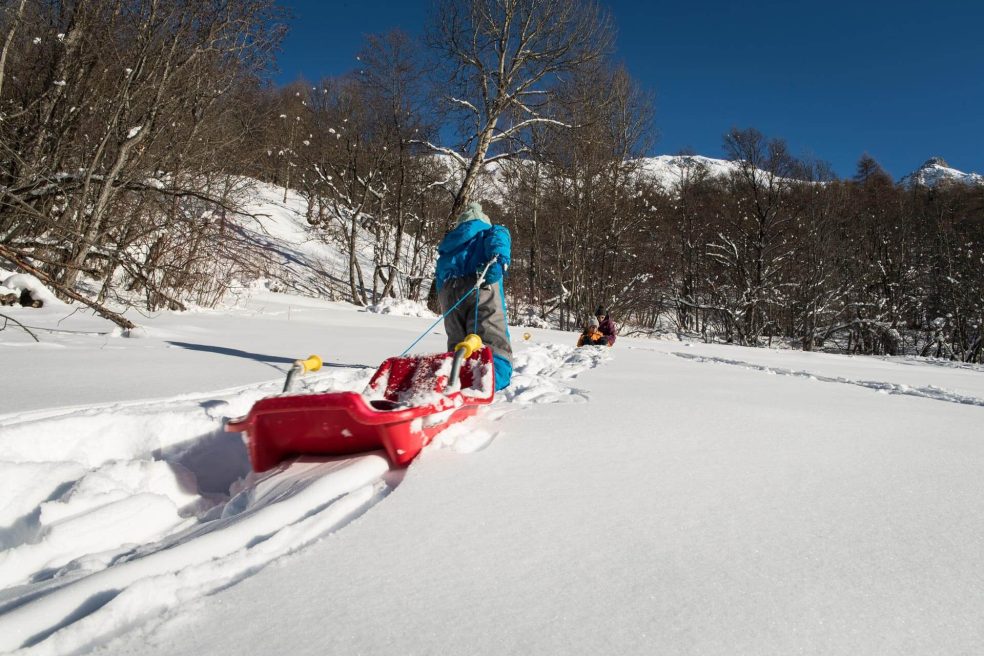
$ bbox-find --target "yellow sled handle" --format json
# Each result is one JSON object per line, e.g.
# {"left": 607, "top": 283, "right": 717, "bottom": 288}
{"left": 297, "top": 354, "right": 322, "bottom": 373}
{"left": 449, "top": 335, "right": 483, "bottom": 388}
{"left": 283, "top": 355, "right": 322, "bottom": 393}
{"left": 454, "top": 334, "right": 483, "bottom": 359}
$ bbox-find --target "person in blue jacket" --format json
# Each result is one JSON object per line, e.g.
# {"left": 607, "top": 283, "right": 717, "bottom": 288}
{"left": 435, "top": 201, "right": 512, "bottom": 390}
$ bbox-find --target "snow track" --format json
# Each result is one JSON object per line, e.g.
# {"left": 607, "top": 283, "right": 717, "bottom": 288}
{"left": 429, "top": 343, "right": 609, "bottom": 455}
{"left": 503, "top": 343, "right": 609, "bottom": 405}
{"left": 0, "top": 457, "right": 390, "bottom": 655}
{"left": 669, "top": 351, "right": 984, "bottom": 408}
{"left": 0, "top": 341, "right": 607, "bottom": 654}
{"left": 0, "top": 366, "right": 378, "bottom": 654}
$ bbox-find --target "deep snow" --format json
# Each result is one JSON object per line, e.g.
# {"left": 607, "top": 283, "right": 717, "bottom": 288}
{"left": 2, "top": 288, "right": 983, "bottom": 655}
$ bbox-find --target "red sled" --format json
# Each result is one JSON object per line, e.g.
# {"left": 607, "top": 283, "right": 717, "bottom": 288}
{"left": 227, "top": 346, "right": 495, "bottom": 471}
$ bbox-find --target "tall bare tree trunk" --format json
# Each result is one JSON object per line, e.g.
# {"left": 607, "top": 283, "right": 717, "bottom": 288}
{"left": 0, "top": 0, "right": 28, "bottom": 99}
{"left": 448, "top": 125, "right": 496, "bottom": 224}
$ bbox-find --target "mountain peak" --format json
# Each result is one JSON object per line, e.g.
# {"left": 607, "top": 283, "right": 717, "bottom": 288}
{"left": 920, "top": 156, "right": 949, "bottom": 169}
{"left": 902, "top": 157, "right": 983, "bottom": 187}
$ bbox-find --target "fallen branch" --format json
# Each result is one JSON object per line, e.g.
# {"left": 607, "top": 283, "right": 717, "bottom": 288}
{"left": 0, "top": 312, "right": 40, "bottom": 342}
{"left": 0, "top": 244, "right": 137, "bottom": 331}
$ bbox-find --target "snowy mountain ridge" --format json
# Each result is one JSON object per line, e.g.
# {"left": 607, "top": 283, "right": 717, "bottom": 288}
{"left": 635, "top": 154, "right": 740, "bottom": 188}
{"left": 431, "top": 153, "right": 742, "bottom": 200}
{"left": 631, "top": 154, "right": 984, "bottom": 188}
{"left": 900, "top": 156, "right": 984, "bottom": 187}
{"left": 438, "top": 152, "right": 984, "bottom": 195}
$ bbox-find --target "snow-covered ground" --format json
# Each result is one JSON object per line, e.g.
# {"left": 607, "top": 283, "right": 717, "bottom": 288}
{"left": 2, "top": 286, "right": 983, "bottom": 655}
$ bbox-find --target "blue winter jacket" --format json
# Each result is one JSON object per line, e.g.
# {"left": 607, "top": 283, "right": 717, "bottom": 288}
{"left": 435, "top": 221, "right": 511, "bottom": 291}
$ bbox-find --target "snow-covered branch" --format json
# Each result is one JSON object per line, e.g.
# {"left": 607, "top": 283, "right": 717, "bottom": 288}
{"left": 410, "top": 140, "right": 468, "bottom": 168}
{"left": 483, "top": 148, "right": 531, "bottom": 165}
{"left": 490, "top": 117, "right": 572, "bottom": 144}
{"left": 447, "top": 96, "right": 480, "bottom": 115}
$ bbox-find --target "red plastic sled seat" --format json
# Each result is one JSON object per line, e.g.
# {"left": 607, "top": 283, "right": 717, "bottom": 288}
{"left": 227, "top": 346, "right": 495, "bottom": 471}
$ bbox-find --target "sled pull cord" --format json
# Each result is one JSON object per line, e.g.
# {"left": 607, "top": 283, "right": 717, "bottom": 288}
{"left": 473, "top": 286, "right": 481, "bottom": 335}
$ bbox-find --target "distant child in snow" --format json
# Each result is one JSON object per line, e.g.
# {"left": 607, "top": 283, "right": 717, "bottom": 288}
{"left": 435, "top": 201, "right": 513, "bottom": 390}
{"left": 594, "top": 306, "right": 617, "bottom": 347}
{"left": 595, "top": 307, "right": 617, "bottom": 346}
{"left": 577, "top": 315, "right": 607, "bottom": 347}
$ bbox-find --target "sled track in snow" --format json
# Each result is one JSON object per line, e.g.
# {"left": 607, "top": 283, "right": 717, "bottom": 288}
{"left": 427, "top": 343, "right": 609, "bottom": 458}
{"left": 0, "top": 342, "right": 609, "bottom": 654}
{"left": 0, "top": 458, "right": 393, "bottom": 655}
{"left": 502, "top": 343, "right": 609, "bottom": 405}
{"left": 669, "top": 351, "right": 984, "bottom": 409}
{"left": 0, "top": 365, "right": 386, "bottom": 655}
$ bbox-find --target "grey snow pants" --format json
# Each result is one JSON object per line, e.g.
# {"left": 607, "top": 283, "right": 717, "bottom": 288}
{"left": 438, "top": 275, "right": 513, "bottom": 366}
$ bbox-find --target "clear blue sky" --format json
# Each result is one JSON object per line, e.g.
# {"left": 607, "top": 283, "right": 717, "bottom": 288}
{"left": 274, "top": 0, "right": 984, "bottom": 180}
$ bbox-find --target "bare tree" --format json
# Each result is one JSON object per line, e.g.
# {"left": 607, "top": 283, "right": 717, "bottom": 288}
{"left": 496, "top": 63, "right": 654, "bottom": 328}
{"left": 358, "top": 30, "right": 438, "bottom": 301}
{"left": 0, "top": 0, "right": 286, "bottom": 325}
{"left": 709, "top": 127, "right": 803, "bottom": 344}
{"left": 0, "top": 0, "right": 28, "bottom": 98}
{"left": 426, "top": 0, "right": 614, "bottom": 223}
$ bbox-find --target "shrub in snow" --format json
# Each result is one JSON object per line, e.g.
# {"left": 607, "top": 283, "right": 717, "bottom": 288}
{"left": 116, "top": 325, "right": 149, "bottom": 339}
{"left": 1, "top": 273, "right": 64, "bottom": 308}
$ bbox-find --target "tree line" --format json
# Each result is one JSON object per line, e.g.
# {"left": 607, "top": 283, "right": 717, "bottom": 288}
{"left": 1, "top": 0, "right": 981, "bottom": 360}
{"left": 498, "top": 142, "right": 983, "bottom": 362}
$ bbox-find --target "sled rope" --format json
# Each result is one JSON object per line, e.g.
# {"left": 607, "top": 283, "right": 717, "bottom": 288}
{"left": 398, "top": 287, "right": 473, "bottom": 357}
{"left": 399, "top": 257, "right": 498, "bottom": 357}
{"left": 473, "top": 286, "right": 481, "bottom": 334}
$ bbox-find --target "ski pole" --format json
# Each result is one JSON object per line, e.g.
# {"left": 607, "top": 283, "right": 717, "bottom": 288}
{"left": 283, "top": 355, "right": 322, "bottom": 393}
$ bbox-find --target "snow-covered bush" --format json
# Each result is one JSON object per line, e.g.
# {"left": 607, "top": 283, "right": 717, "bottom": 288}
{"left": 1, "top": 273, "right": 64, "bottom": 308}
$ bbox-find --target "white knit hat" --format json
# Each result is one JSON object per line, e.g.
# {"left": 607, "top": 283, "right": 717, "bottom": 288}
{"left": 455, "top": 201, "right": 491, "bottom": 227}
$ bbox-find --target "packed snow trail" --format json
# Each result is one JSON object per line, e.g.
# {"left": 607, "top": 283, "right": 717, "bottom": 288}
{"left": 0, "top": 457, "right": 389, "bottom": 654}
{"left": 0, "top": 339, "right": 605, "bottom": 654}
{"left": 626, "top": 341, "right": 984, "bottom": 402}
{"left": 667, "top": 350, "right": 984, "bottom": 407}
